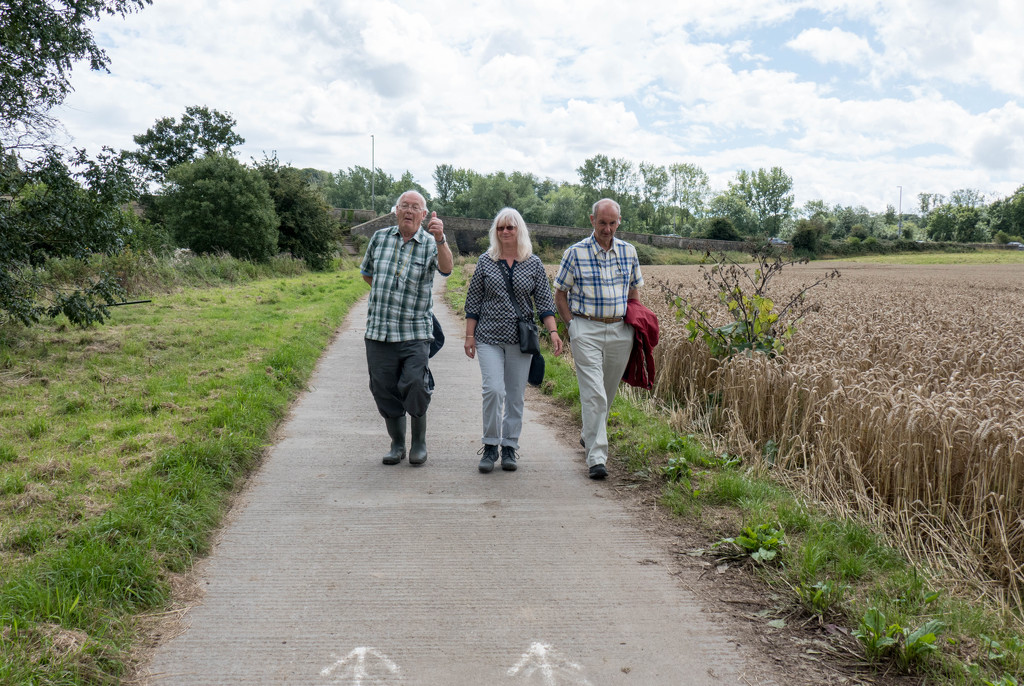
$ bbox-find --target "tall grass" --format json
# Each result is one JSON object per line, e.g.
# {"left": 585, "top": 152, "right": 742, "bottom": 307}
{"left": 39, "top": 248, "right": 330, "bottom": 300}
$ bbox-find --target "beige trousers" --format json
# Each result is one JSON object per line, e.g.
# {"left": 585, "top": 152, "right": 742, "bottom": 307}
{"left": 568, "top": 317, "right": 634, "bottom": 467}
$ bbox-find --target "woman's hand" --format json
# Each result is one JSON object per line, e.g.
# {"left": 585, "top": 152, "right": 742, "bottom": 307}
{"left": 550, "top": 332, "right": 564, "bottom": 356}
{"left": 464, "top": 337, "right": 476, "bottom": 359}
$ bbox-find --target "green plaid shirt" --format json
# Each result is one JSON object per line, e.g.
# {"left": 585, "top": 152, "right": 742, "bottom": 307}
{"left": 360, "top": 226, "right": 443, "bottom": 342}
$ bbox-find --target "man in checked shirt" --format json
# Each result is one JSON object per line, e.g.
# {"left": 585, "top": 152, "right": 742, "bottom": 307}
{"left": 360, "top": 190, "right": 453, "bottom": 466}
{"left": 553, "top": 198, "right": 644, "bottom": 480}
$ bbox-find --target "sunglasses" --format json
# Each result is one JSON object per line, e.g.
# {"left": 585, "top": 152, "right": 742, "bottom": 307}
{"left": 496, "top": 225, "right": 517, "bottom": 232}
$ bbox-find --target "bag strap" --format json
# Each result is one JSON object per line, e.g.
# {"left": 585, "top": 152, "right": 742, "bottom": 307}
{"left": 500, "top": 261, "right": 533, "bottom": 323}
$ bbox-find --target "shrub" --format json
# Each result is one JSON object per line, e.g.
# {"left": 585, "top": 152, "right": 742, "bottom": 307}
{"left": 633, "top": 243, "right": 657, "bottom": 265}
{"left": 123, "top": 212, "right": 174, "bottom": 255}
{"left": 162, "top": 154, "right": 279, "bottom": 262}
{"left": 256, "top": 157, "right": 335, "bottom": 271}
{"left": 850, "top": 224, "right": 869, "bottom": 240}
{"left": 703, "top": 217, "right": 741, "bottom": 242}
{"left": 791, "top": 218, "right": 826, "bottom": 254}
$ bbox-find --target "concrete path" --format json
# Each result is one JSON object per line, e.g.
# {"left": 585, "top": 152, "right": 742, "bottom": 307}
{"left": 144, "top": 283, "right": 779, "bottom": 685}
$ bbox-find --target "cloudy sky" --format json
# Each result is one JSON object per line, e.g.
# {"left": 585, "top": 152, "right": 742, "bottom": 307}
{"left": 56, "top": 0, "right": 1024, "bottom": 213}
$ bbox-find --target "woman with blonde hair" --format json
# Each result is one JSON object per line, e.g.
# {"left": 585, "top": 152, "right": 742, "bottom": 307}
{"left": 464, "top": 208, "right": 563, "bottom": 473}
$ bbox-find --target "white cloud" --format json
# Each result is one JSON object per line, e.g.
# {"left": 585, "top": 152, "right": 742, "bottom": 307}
{"left": 787, "top": 27, "right": 877, "bottom": 68}
{"left": 48, "top": 0, "right": 1024, "bottom": 213}
{"left": 866, "top": 0, "right": 1024, "bottom": 96}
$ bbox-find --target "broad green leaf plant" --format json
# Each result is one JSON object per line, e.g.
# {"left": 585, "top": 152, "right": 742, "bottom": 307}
{"left": 713, "top": 522, "right": 786, "bottom": 564}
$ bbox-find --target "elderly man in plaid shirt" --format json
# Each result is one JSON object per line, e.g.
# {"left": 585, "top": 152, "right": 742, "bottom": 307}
{"left": 553, "top": 198, "right": 644, "bottom": 480}
{"left": 360, "top": 190, "right": 453, "bottom": 466}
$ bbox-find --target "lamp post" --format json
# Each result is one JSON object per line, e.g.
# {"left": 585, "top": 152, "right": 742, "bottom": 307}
{"left": 370, "top": 134, "right": 375, "bottom": 216}
{"left": 897, "top": 185, "right": 902, "bottom": 238}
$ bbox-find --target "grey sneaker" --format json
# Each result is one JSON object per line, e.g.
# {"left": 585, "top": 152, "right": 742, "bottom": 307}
{"left": 500, "top": 446, "right": 518, "bottom": 472}
{"left": 478, "top": 444, "right": 499, "bottom": 473}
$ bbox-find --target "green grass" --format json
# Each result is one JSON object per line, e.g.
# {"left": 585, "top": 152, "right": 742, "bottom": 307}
{"left": 828, "top": 249, "right": 1024, "bottom": 265}
{"left": 0, "top": 265, "right": 368, "bottom": 683}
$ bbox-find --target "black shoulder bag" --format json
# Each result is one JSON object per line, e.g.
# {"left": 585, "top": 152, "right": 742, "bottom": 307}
{"left": 500, "top": 262, "right": 545, "bottom": 385}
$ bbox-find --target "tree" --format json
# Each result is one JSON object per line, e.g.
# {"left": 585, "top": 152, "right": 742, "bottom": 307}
{"left": 952, "top": 206, "right": 984, "bottom": 242}
{"left": 637, "top": 162, "right": 669, "bottom": 231}
{"left": 707, "top": 191, "right": 758, "bottom": 237}
{"left": 394, "top": 171, "right": 431, "bottom": 212}
{"left": 544, "top": 184, "right": 583, "bottom": 227}
{"left": 917, "top": 192, "right": 944, "bottom": 217}
{"left": 1, "top": 0, "right": 151, "bottom": 148}
{"left": 668, "top": 163, "right": 710, "bottom": 231}
{"left": 325, "top": 165, "right": 390, "bottom": 210}
{"left": 322, "top": 166, "right": 427, "bottom": 214}
{"left": 926, "top": 203, "right": 985, "bottom": 243}
{"left": 1, "top": 146, "right": 144, "bottom": 325}
{"left": 831, "top": 205, "right": 859, "bottom": 238}
{"left": 987, "top": 185, "right": 1024, "bottom": 237}
{"left": 577, "top": 154, "right": 637, "bottom": 224}
{"left": 256, "top": 155, "right": 335, "bottom": 270}
{"left": 508, "top": 171, "right": 548, "bottom": 223}
{"left": 430, "top": 164, "right": 479, "bottom": 216}
{"left": 461, "top": 171, "right": 520, "bottom": 220}
{"left": 162, "top": 154, "right": 278, "bottom": 261}
{"left": 926, "top": 205, "right": 956, "bottom": 241}
{"left": 130, "top": 105, "right": 244, "bottom": 178}
{"left": 729, "top": 167, "right": 795, "bottom": 237}
{"left": 802, "top": 199, "right": 830, "bottom": 220}
{"left": 948, "top": 188, "right": 986, "bottom": 208}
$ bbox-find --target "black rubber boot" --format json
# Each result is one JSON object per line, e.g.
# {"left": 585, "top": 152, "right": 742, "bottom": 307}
{"left": 409, "top": 414, "right": 428, "bottom": 465}
{"left": 382, "top": 416, "right": 406, "bottom": 465}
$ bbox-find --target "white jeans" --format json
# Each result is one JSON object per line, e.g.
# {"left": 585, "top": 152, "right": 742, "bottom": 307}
{"left": 476, "top": 341, "right": 532, "bottom": 449}
{"left": 569, "top": 317, "right": 634, "bottom": 466}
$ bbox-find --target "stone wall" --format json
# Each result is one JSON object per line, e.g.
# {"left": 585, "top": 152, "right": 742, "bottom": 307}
{"left": 330, "top": 208, "right": 376, "bottom": 225}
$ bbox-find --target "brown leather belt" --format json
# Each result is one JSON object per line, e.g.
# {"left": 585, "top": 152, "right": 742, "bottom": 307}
{"left": 573, "top": 313, "right": 623, "bottom": 324}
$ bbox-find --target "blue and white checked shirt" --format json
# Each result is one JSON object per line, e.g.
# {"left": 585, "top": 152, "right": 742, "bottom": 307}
{"left": 553, "top": 234, "right": 644, "bottom": 319}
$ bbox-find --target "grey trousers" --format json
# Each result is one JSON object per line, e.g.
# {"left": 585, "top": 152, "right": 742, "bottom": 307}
{"left": 569, "top": 317, "right": 634, "bottom": 467}
{"left": 476, "top": 341, "right": 532, "bottom": 449}
{"left": 365, "top": 338, "right": 432, "bottom": 419}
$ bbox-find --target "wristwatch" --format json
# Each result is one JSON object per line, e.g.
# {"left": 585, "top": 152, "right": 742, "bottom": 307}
{"left": 436, "top": 235, "right": 446, "bottom": 245}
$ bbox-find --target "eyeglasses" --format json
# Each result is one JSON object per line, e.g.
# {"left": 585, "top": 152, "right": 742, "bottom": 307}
{"left": 496, "top": 225, "right": 517, "bottom": 232}
{"left": 398, "top": 202, "right": 424, "bottom": 211}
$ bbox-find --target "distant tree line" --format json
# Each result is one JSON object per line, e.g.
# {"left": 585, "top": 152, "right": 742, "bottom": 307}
{"left": 3, "top": 1, "right": 1023, "bottom": 327}
{"left": 307, "top": 157, "right": 1024, "bottom": 251}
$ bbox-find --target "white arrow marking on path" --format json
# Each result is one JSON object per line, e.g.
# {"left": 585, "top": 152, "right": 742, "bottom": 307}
{"left": 508, "top": 642, "right": 592, "bottom": 686}
{"left": 320, "top": 647, "right": 402, "bottom": 685}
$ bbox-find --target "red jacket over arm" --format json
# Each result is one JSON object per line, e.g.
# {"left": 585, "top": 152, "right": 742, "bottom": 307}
{"left": 623, "top": 299, "right": 660, "bottom": 389}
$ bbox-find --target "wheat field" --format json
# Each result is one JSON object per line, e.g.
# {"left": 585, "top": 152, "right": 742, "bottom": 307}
{"left": 630, "top": 261, "right": 1024, "bottom": 610}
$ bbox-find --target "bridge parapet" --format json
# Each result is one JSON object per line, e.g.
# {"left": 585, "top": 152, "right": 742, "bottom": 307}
{"left": 349, "top": 214, "right": 757, "bottom": 256}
